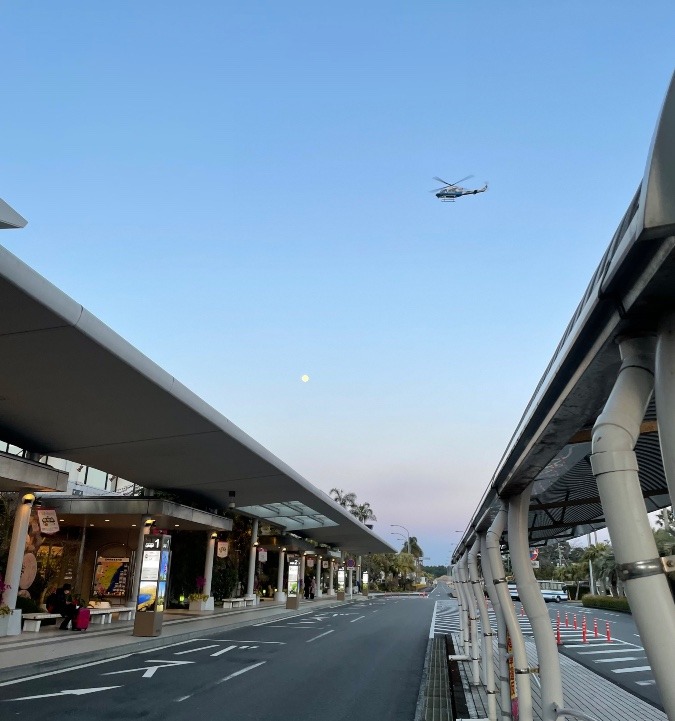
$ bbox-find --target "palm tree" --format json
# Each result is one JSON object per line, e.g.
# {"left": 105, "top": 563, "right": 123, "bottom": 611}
{"left": 330, "top": 488, "right": 356, "bottom": 510}
{"left": 351, "top": 502, "right": 377, "bottom": 524}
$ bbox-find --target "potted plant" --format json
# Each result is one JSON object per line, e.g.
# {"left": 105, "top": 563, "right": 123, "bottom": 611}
{"left": 188, "top": 576, "right": 214, "bottom": 611}
{"left": 0, "top": 575, "right": 22, "bottom": 637}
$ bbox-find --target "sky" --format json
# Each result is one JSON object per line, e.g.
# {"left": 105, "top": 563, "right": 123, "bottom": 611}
{"left": 1, "top": 3, "right": 674, "bottom": 565}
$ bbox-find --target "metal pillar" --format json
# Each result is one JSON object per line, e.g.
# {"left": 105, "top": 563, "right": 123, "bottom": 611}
{"left": 275, "top": 548, "right": 287, "bottom": 602}
{"left": 509, "top": 487, "right": 563, "bottom": 721}
{"left": 591, "top": 335, "right": 675, "bottom": 720}
{"left": 245, "top": 518, "right": 259, "bottom": 601}
{"left": 481, "top": 533, "right": 511, "bottom": 721}
{"left": 486, "top": 502, "right": 533, "bottom": 721}
{"left": 656, "top": 312, "right": 675, "bottom": 504}
{"left": 299, "top": 554, "right": 306, "bottom": 598}
{"left": 315, "top": 555, "right": 322, "bottom": 598}
{"left": 469, "top": 538, "right": 497, "bottom": 721}
{"left": 2, "top": 492, "right": 34, "bottom": 610}
{"left": 200, "top": 532, "right": 216, "bottom": 610}
{"left": 452, "top": 562, "right": 469, "bottom": 657}
{"left": 459, "top": 552, "right": 480, "bottom": 684}
{"left": 348, "top": 566, "right": 353, "bottom": 597}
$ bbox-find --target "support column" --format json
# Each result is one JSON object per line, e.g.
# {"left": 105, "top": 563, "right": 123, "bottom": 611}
{"left": 328, "top": 559, "right": 335, "bottom": 595}
{"left": 315, "top": 554, "right": 322, "bottom": 598}
{"left": 200, "top": 532, "right": 216, "bottom": 611}
{"left": 348, "top": 566, "right": 353, "bottom": 597}
{"left": 245, "top": 518, "right": 259, "bottom": 602}
{"left": 481, "top": 532, "right": 511, "bottom": 721}
{"left": 486, "top": 501, "right": 533, "bottom": 721}
{"left": 459, "top": 552, "right": 480, "bottom": 685}
{"left": 469, "top": 538, "right": 497, "bottom": 721}
{"left": 656, "top": 312, "right": 675, "bottom": 503}
{"left": 130, "top": 517, "right": 152, "bottom": 613}
{"left": 509, "top": 487, "right": 562, "bottom": 721}
{"left": 275, "top": 548, "right": 286, "bottom": 602}
{"left": 2, "top": 492, "right": 34, "bottom": 613}
{"left": 299, "top": 554, "right": 306, "bottom": 599}
{"left": 357, "top": 555, "right": 362, "bottom": 594}
{"left": 591, "top": 335, "right": 675, "bottom": 720}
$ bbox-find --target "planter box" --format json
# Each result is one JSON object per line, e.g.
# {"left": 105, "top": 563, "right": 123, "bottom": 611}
{"left": 188, "top": 597, "right": 214, "bottom": 611}
{"left": 0, "top": 609, "right": 22, "bottom": 636}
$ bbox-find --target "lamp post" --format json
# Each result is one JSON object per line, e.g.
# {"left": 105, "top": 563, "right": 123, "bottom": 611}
{"left": 390, "top": 524, "right": 410, "bottom": 554}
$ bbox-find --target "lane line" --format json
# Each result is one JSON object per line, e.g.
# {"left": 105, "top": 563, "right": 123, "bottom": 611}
{"left": 0, "top": 655, "right": 132, "bottom": 687}
{"left": 612, "top": 666, "right": 651, "bottom": 674}
{"left": 594, "top": 656, "right": 645, "bottom": 663}
{"left": 211, "top": 645, "right": 238, "bottom": 657}
{"left": 306, "top": 630, "right": 335, "bottom": 643}
{"left": 579, "top": 648, "right": 644, "bottom": 655}
{"left": 350, "top": 616, "right": 366, "bottom": 623}
{"left": 174, "top": 644, "right": 220, "bottom": 655}
{"left": 216, "top": 661, "right": 267, "bottom": 685}
{"left": 138, "top": 640, "right": 196, "bottom": 654}
{"left": 195, "top": 639, "right": 285, "bottom": 644}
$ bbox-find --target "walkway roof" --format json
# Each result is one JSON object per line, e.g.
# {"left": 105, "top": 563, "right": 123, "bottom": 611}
{"left": 0, "top": 246, "right": 394, "bottom": 555}
{"left": 455, "top": 72, "right": 675, "bottom": 559}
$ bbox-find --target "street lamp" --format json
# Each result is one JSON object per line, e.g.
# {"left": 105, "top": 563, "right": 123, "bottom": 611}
{"left": 390, "top": 524, "right": 410, "bottom": 554}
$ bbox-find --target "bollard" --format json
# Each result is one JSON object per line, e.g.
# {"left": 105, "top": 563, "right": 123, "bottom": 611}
{"left": 556, "top": 617, "right": 562, "bottom": 646}
{"left": 581, "top": 616, "right": 587, "bottom": 644}
{"left": 593, "top": 618, "right": 599, "bottom": 638}
{"left": 606, "top": 621, "right": 612, "bottom": 643}
{"left": 573, "top": 613, "right": 578, "bottom": 630}
{"left": 565, "top": 612, "right": 569, "bottom": 627}
{"left": 520, "top": 604, "right": 525, "bottom": 617}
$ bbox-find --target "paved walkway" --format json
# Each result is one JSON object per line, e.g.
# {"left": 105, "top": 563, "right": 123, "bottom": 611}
{"left": 0, "top": 597, "right": 341, "bottom": 685}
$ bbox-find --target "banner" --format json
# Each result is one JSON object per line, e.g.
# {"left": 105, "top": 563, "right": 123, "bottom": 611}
{"left": 94, "top": 556, "right": 130, "bottom": 597}
{"left": 217, "top": 541, "right": 229, "bottom": 558}
{"left": 37, "top": 508, "right": 60, "bottom": 535}
{"left": 258, "top": 548, "right": 267, "bottom": 563}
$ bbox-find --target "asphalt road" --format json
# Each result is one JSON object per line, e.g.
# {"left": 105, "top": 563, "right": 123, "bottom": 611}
{"left": 0, "top": 597, "right": 434, "bottom": 721}
{"left": 546, "top": 601, "right": 663, "bottom": 711}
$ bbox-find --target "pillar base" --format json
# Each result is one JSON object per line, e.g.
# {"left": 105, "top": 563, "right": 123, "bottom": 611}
{"left": 189, "top": 597, "right": 214, "bottom": 611}
{"left": 274, "top": 591, "right": 287, "bottom": 602}
{"left": 0, "top": 610, "right": 22, "bottom": 637}
{"left": 286, "top": 595, "right": 300, "bottom": 610}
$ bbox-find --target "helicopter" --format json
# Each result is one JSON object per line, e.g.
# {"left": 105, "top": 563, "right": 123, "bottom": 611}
{"left": 432, "top": 175, "right": 488, "bottom": 202}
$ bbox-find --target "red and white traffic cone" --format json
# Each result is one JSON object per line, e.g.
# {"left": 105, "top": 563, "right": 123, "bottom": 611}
{"left": 606, "top": 622, "right": 612, "bottom": 643}
{"left": 556, "top": 617, "right": 562, "bottom": 646}
{"left": 556, "top": 610, "right": 561, "bottom": 624}
{"left": 573, "top": 613, "right": 578, "bottom": 630}
{"left": 581, "top": 616, "right": 588, "bottom": 644}
{"left": 565, "top": 612, "right": 569, "bottom": 627}
{"left": 593, "top": 618, "right": 599, "bottom": 638}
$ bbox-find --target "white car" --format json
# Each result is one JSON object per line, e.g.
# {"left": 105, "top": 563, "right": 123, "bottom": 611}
{"left": 508, "top": 583, "right": 566, "bottom": 603}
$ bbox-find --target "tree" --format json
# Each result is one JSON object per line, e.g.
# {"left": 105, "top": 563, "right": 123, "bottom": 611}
{"left": 655, "top": 506, "right": 675, "bottom": 535}
{"left": 351, "top": 502, "right": 377, "bottom": 524}
{"left": 330, "top": 488, "right": 356, "bottom": 510}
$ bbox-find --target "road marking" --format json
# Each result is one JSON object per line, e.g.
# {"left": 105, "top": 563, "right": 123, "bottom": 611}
{"left": 612, "top": 666, "right": 651, "bottom": 674}
{"left": 5, "top": 687, "right": 121, "bottom": 702}
{"left": 211, "top": 645, "right": 237, "bottom": 657}
{"left": 0, "top": 655, "right": 133, "bottom": 688}
{"left": 579, "top": 648, "right": 644, "bottom": 655}
{"left": 215, "top": 661, "right": 267, "bottom": 685}
{"left": 595, "top": 656, "right": 645, "bottom": 663}
{"left": 350, "top": 616, "right": 366, "bottom": 623}
{"left": 636, "top": 680, "right": 656, "bottom": 686}
{"left": 103, "top": 659, "right": 194, "bottom": 678}
{"left": 174, "top": 644, "right": 220, "bottom": 655}
{"left": 565, "top": 642, "right": 629, "bottom": 648}
{"left": 138, "top": 640, "right": 195, "bottom": 654}
{"left": 307, "top": 630, "right": 335, "bottom": 643}
{"left": 195, "top": 639, "right": 285, "bottom": 645}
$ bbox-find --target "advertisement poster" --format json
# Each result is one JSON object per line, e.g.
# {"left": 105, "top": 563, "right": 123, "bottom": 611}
{"left": 337, "top": 568, "right": 345, "bottom": 592}
{"left": 94, "top": 557, "right": 130, "bottom": 597}
{"left": 159, "top": 551, "right": 169, "bottom": 581}
{"left": 288, "top": 562, "right": 299, "bottom": 597}
{"left": 362, "top": 572, "right": 369, "bottom": 584}
{"left": 156, "top": 581, "right": 166, "bottom": 612}
{"left": 141, "top": 550, "right": 160, "bottom": 581}
{"left": 137, "top": 582, "right": 157, "bottom": 612}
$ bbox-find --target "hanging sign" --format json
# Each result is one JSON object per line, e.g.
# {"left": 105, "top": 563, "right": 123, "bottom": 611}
{"left": 258, "top": 548, "right": 268, "bottom": 563}
{"left": 37, "top": 509, "right": 60, "bottom": 535}
{"left": 322, "top": 560, "right": 329, "bottom": 569}
{"left": 306, "top": 558, "right": 315, "bottom": 568}
{"left": 217, "top": 541, "right": 229, "bottom": 558}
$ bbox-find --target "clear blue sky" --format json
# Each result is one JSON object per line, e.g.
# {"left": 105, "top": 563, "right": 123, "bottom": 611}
{"left": 1, "top": 3, "right": 674, "bottom": 565}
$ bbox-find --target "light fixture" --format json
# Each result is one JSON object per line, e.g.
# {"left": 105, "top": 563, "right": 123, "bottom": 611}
{"left": 131, "top": 524, "right": 137, "bottom": 527}
{"left": 175, "top": 524, "right": 180, "bottom": 527}
{"left": 89, "top": 523, "right": 94, "bottom": 527}
{"left": 104, "top": 519, "right": 110, "bottom": 522}
{"left": 22, "top": 493, "right": 35, "bottom": 505}
{"left": 211, "top": 532, "right": 218, "bottom": 539}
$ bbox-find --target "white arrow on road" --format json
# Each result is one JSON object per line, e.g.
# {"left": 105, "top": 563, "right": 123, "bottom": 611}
{"left": 8, "top": 687, "right": 121, "bottom": 701}
{"left": 103, "top": 659, "right": 194, "bottom": 678}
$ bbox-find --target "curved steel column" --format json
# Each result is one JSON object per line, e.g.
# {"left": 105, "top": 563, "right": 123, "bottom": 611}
{"left": 486, "top": 502, "right": 532, "bottom": 721}
{"left": 509, "top": 486, "right": 563, "bottom": 721}
{"left": 591, "top": 336, "right": 675, "bottom": 720}
{"left": 453, "top": 561, "right": 470, "bottom": 657}
{"left": 459, "top": 552, "right": 480, "bottom": 682}
{"left": 481, "top": 532, "right": 511, "bottom": 721}
{"left": 469, "top": 538, "right": 497, "bottom": 721}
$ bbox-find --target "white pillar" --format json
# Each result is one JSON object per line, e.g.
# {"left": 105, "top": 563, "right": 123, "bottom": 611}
{"left": 459, "top": 552, "right": 480, "bottom": 686}
{"left": 357, "top": 555, "right": 362, "bottom": 593}
{"left": 328, "top": 559, "right": 335, "bottom": 595}
{"left": 2, "top": 492, "right": 34, "bottom": 610}
{"left": 245, "top": 518, "right": 259, "bottom": 601}
{"left": 591, "top": 335, "right": 675, "bottom": 721}
{"left": 315, "top": 555, "right": 322, "bottom": 598}
{"left": 275, "top": 549, "right": 286, "bottom": 602}
{"left": 198, "top": 532, "right": 216, "bottom": 611}
{"left": 348, "top": 566, "right": 353, "bottom": 597}
{"left": 300, "top": 554, "right": 306, "bottom": 599}
{"left": 510, "top": 487, "right": 563, "bottom": 721}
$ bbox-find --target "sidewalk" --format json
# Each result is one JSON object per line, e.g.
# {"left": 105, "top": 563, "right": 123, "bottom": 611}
{"left": 0, "top": 597, "right": 344, "bottom": 685}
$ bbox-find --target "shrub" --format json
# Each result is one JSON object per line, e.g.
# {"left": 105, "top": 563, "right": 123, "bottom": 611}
{"left": 15, "top": 595, "right": 42, "bottom": 613}
{"left": 581, "top": 594, "right": 631, "bottom": 613}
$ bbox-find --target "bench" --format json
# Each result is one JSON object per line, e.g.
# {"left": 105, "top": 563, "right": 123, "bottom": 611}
{"left": 221, "top": 598, "right": 246, "bottom": 609}
{"left": 22, "top": 606, "right": 136, "bottom": 632}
